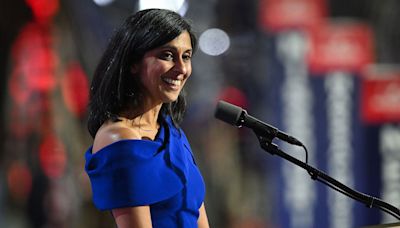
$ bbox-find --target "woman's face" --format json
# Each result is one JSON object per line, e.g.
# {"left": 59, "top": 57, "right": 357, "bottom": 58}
{"left": 134, "top": 31, "right": 193, "bottom": 105}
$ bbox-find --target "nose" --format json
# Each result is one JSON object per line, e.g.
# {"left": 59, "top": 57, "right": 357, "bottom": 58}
{"left": 173, "top": 57, "right": 188, "bottom": 75}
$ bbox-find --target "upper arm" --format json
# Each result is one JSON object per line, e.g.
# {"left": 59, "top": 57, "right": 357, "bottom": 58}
{"left": 91, "top": 123, "right": 206, "bottom": 227}
{"left": 92, "top": 124, "right": 151, "bottom": 227}
{"left": 198, "top": 203, "right": 210, "bottom": 228}
{"left": 113, "top": 206, "right": 152, "bottom": 228}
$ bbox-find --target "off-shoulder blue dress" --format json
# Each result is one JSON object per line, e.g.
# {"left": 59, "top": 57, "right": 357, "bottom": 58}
{"left": 84, "top": 117, "right": 205, "bottom": 227}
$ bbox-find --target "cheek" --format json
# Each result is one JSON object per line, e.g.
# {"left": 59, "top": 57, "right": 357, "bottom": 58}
{"left": 140, "top": 63, "right": 163, "bottom": 84}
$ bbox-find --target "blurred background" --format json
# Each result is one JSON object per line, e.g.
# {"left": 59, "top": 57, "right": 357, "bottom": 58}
{"left": 1, "top": 0, "right": 400, "bottom": 227}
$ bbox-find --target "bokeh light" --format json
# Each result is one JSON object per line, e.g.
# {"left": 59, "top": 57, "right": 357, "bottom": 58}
{"left": 25, "top": 0, "right": 59, "bottom": 22}
{"left": 93, "top": 0, "right": 115, "bottom": 7}
{"left": 39, "top": 135, "right": 67, "bottom": 179}
{"left": 7, "top": 161, "right": 32, "bottom": 201}
{"left": 61, "top": 62, "right": 89, "bottom": 117}
{"left": 139, "top": 0, "right": 187, "bottom": 15}
{"left": 199, "top": 28, "right": 230, "bottom": 56}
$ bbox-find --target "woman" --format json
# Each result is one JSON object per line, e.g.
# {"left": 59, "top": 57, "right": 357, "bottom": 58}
{"left": 84, "top": 9, "right": 209, "bottom": 227}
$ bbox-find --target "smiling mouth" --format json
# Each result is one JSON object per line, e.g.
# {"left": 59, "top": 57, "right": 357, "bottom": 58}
{"left": 162, "top": 78, "right": 182, "bottom": 87}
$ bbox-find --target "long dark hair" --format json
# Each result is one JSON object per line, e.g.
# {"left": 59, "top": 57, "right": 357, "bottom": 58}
{"left": 87, "top": 9, "right": 197, "bottom": 138}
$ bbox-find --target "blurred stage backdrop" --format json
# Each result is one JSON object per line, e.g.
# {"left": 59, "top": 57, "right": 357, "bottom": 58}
{"left": 1, "top": 0, "right": 400, "bottom": 227}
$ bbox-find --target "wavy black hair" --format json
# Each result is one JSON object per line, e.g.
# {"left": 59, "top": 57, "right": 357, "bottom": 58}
{"left": 87, "top": 8, "right": 197, "bottom": 138}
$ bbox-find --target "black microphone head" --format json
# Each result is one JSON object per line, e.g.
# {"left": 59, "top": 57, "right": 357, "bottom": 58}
{"left": 214, "top": 100, "right": 243, "bottom": 126}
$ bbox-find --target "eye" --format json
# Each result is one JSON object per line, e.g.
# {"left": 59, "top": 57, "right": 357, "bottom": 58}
{"left": 182, "top": 53, "right": 192, "bottom": 61}
{"left": 160, "top": 51, "right": 174, "bottom": 61}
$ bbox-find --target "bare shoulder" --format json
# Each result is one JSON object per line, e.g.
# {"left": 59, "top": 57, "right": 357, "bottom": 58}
{"left": 92, "top": 121, "right": 140, "bottom": 154}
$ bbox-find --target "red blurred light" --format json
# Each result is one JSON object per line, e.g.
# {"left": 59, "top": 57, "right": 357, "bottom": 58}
{"left": 7, "top": 161, "right": 32, "bottom": 201}
{"left": 39, "top": 135, "right": 67, "bottom": 179}
{"left": 25, "top": 0, "right": 59, "bottom": 22}
{"left": 61, "top": 62, "right": 89, "bottom": 117}
{"left": 8, "top": 67, "right": 33, "bottom": 105}
{"left": 217, "top": 86, "right": 249, "bottom": 109}
{"left": 9, "top": 23, "right": 57, "bottom": 105}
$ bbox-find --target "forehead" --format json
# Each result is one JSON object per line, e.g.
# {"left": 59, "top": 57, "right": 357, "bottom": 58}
{"left": 158, "top": 31, "right": 193, "bottom": 51}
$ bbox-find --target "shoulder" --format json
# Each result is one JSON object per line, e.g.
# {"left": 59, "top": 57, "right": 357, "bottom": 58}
{"left": 92, "top": 121, "right": 140, "bottom": 154}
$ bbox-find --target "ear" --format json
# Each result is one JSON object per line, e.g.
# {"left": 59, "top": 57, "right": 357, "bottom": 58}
{"left": 130, "top": 63, "right": 140, "bottom": 74}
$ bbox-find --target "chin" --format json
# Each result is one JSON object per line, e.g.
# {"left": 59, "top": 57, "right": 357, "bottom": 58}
{"left": 158, "top": 93, "right": 175, "bottom": 102}
{"left": 163, "top": 97, "right": 179, "bottom": 103}
{"left": 161, "top": 92, "right": 181, "bottom": 103}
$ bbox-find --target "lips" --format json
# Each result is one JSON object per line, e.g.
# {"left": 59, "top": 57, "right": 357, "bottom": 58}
{"left": 162, "top": 77, "right": 182, "bottom": 87}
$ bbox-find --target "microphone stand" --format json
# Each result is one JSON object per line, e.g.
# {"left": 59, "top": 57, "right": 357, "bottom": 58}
{"left": 254, "top": 130, "right": 400, "bottom": 220}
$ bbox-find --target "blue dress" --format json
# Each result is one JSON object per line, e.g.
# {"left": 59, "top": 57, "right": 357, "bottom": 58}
{"left": 85, "top": 117, "right": 205, "bottom": 227}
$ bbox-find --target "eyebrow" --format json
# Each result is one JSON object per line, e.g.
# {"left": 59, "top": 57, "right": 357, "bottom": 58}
{"left": 159, "top": 45, "right": 192, "bottom": 53}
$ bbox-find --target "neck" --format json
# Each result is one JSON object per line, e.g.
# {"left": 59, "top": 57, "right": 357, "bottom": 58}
{"left": 120, "top": 102, "right": 163, "bottom": 130}
{"left": 137, "top": 104, "right": 162, "bottom": 129}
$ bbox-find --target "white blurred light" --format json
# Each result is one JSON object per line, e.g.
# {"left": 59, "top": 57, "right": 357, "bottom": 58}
{"left": 93, "top": 0, "right": 114, "bottom": 6}
{"left": 139, "top": 0, "right": 187, "bottom": 15}
{"left": 199, "top": 28, "right": 230, "bottom": 56}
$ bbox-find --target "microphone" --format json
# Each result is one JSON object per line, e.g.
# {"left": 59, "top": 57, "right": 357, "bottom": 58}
{"left": 214, "top": 100, "right": 303, "bottom": 146}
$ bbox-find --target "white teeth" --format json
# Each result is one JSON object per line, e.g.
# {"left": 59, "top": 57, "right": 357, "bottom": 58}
{"left": 163, "top": 78, "right": 181, "bottom": 86}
